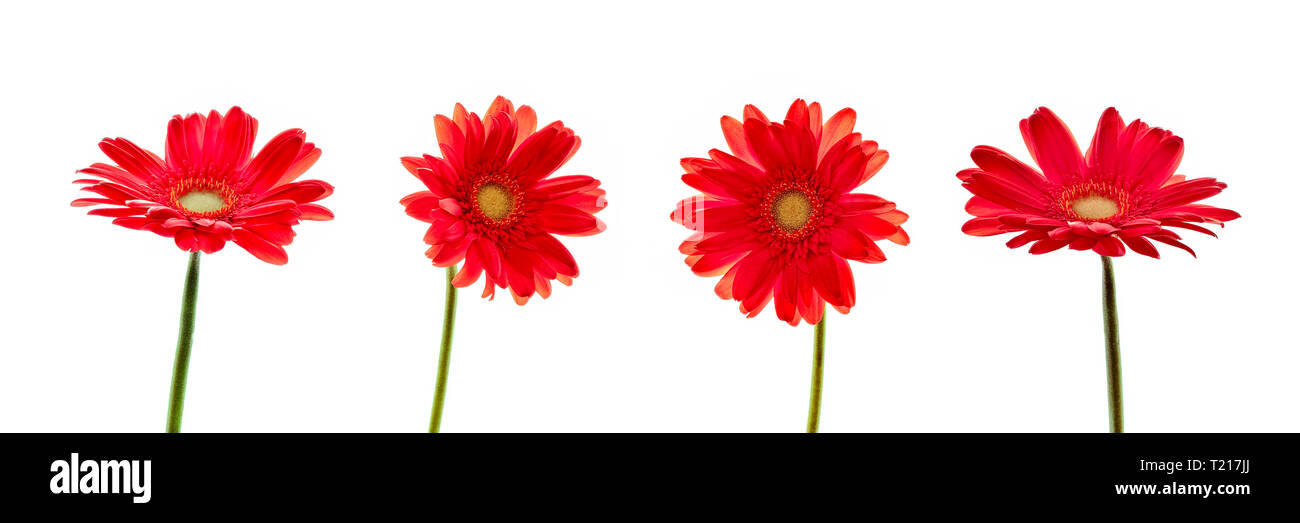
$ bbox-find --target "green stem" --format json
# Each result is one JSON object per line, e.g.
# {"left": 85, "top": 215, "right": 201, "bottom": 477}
{"left": 806, "top": 307, "right": 826, "bottom": 433}
{"left": 429, "top": 265, "right": 459, "bottom": 433}
{"left": 166, "top": 251, "right": 201, "bottom": 433}
{"left": 1101, "top": 255, "right": 1124, "bottom": 433}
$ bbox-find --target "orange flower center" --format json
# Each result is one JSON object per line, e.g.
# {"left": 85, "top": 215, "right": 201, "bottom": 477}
{"left": 772, "top": 190, "right": 813, "bottom": 231}
{"left": 177, "top": 190, "right": 228, "bottom": 214}
{"left": 476, "top": 182, "right": 514, "bottom": 221}
{"left": 1057, "top": 181, "right": 1130, "bottom": 222}
{"left": 166, "top": 175, "right": 240, "bottom": 218}
{"left": 1070, "top": 195, "right": 1120, "bottom": 220}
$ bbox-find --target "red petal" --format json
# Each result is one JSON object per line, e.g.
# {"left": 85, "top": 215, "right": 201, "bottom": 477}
{"left": 720, "top": 116, "right": 758, "bottom": 165}
{"left": 818, "top": 108, "right": 856, "bottom": 161}
{"left": 260, "top": 180, "right": 333, "bottom": 204}
{"left": 809, "top": 254, "right": 854, "bottom": 308}
{"left": 1085, "top": 107, "right": 1124, "bottom": 169}
{"left": 1028, "top": 238, "right": 1069, "bottom": 254}
{"left": 280, "top": 144, "right": 321, "bottom": 185}
{"left": 1018, "top": 107, "right": 1085, "bottom": 184}
{"left": 298, "top": 203, "right": 334, "bottom": 221}
{"left": 961, "top": 217, "right": 1005, "bottom": 237}
{"left": 1150, "top": 235, "right": 1197, "bottom": 257}
{"left": 529, "top": 233, "right": 580, "bottom": 278}
{"left": 732, "top": 249, "right": 781, "bottom": 311}
{"left": 537, "top": 204, "right": 599, "bottom": 235}
{"left": 245, "top": 130, "right": 306, "bottom": 195}
{"left": 535, "top": 175, "right": 599, "bottom": 199}
{"left": 233, "top": 229, "right": 288, "bottom": 265}
{"left": 452, "top": 254, "right": 484, "bottom": 288}
{"left": 1120, "top": 236, "right": 1160, "bottom": 258}
{"left": 774, "top": 265, "right": 800, "bottom": 326}
{"left": 1092, "top": 236, "right": 1126, "bottom": 257}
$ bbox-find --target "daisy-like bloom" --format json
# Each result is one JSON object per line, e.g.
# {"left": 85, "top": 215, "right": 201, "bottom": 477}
{"left": 72, "top": 107, "right": 334, "bottom": 265}
{"left": 957, "top": 107, "right": 1238, "bottom": 257}
{"left": 72, "top": 107, "right": 331, "bottom": 432}
{"left": 958, "top": 107, "right": 1240, "bottom": 433}
{"left": 402, "top": 97, "right": 606, "bottom": 432}
{"left": 671, "top": 99, "right": 909, "bottom": 327}
{"left": 400, "top": 96, "right": 607, "bottom": 305}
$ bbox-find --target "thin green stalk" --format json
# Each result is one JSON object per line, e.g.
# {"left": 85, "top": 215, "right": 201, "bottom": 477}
{"left": 1101, "top": 255, "right": 1124, "bottom": 433}
{"left": 806, "top": 307, "right": 827, "bottom": 433}
{"left": 429, "top": 265, "right": 459, "bottom": 433}
{"left": 166, "top": 251, "right": 201, "bottom": 433}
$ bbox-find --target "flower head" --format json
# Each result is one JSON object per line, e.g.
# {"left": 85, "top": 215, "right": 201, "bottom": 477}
{"left": 958, "top": 107, "right": 1239, "bottom": 257}
{"left": 73, "top": 107, "right": 333, "bottom": 264}
{"left": 401, "top": 96, "right": 607, "bottom": 304}
{"left": 672, "top": 100, "right": 909, "bottom": 326}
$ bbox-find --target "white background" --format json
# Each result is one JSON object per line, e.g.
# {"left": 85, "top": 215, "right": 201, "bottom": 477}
{"left": 1, "top": 0, "right": 1295, "bottom": 432}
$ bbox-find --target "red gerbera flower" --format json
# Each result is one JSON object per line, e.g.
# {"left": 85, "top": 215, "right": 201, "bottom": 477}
{"left": 671, "top": 100, "right": 909, "bottom": 326}
{"left": 957, "top": 107, "right": 1239, "bottom": 257}
{"left": 72, "top": 107, "right": 334, "bottom": 264}
{"left": 400, "top": 96, "right": 607, "bottom": 304}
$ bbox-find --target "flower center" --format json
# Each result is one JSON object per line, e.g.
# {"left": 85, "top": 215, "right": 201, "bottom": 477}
{"left": 177, "top": 190, "right": 227, "bottom": 214}
{"left": 772, "top": 190, "right": 813, "bottom": 231}
{"left": 476, "top": 182, "right": 514, "bottom": 221}
{"left": 1071, "top": 195, "right": 1120, "bottom": 220}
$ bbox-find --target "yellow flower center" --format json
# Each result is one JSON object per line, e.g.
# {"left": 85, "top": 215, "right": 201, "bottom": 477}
{"left": 177, "top": 190, "right": 227, "bottom": 214}
{"left": 477, "top": 182, "right": 513, "bottom": 221}
{"left": 1071, "top": 195, "right": 1120, "bottom": 220}
{"left": 772, "top": 190, "right": 813, "bottom": 231}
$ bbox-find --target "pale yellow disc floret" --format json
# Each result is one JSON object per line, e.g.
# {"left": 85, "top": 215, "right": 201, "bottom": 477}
{"left": 177, "top": 190, "right": 227, "bottom": 214}
{"left": 1071, "top": 195, "right": 1120, "bottom": 220}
